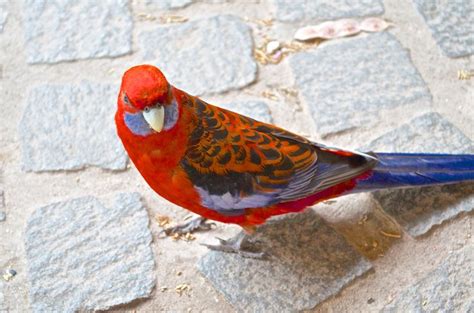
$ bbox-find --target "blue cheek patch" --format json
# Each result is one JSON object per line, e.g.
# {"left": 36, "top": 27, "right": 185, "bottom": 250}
{"left": 164, "top": 100, "right": 179, "bottom": 130}
{"left": 124, "top": 112, "right": 153, "bottom": 136}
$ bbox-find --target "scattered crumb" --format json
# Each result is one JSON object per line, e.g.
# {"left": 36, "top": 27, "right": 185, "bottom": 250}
{"left": 276, "top": 86, "right": 299, "bottom": 98}
{"left": 136, "top": 13, "right": 157, "bottom": 22}
{"left": 358, "top": 214, "right": 369, "bottom": 225}
{"left": 136, "top": 13, "right": 188, "bottom": 24}
{"left": 160, "top": 15, "right": 188, "bottom": 24}
{"left": 367, "top": 297, "right": 375, "bottom": 304}
{"left": 183, "top": 233, "right": 196, "bottom": 241}
{"left": 160, "top": 287, "right": 168, "bottom": 292}
{"left": 176, "top": 271, "right": 182, "bottom": 276}
{"left": 457, "top": 69, "right": 473, "bottom": 80}
{"left": 254, "top": 38, "right": 310, "bottom": 66}
{"left": 244, "top": 17, "right": 273, "bottom": 27}
{"left": 156, "top": 214, "right": 171, "bottom": 227}
{"left": 175, "top": 283, "right": 191, "bottom": 296}
{"left": 254, "top": 18, "right": 273, "bottom": 27}
{"left": 261, "top": 90, "right": 279, "bottom": 101}
{"left": 168, "top": 232, "right": 196, "bottom": 241}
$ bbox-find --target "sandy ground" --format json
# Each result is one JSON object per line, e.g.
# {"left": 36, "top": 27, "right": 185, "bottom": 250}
{"left": 0, "top": 0, "right": 472, "bottom": 312}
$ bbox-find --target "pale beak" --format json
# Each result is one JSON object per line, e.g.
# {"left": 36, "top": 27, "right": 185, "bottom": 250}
{"left": 142, "top": 106, "right": 165, "bottom": 132}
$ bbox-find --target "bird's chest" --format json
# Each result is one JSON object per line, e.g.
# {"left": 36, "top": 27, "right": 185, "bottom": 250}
{"left": 133, "top": 147, "right": 201, "bottom": 207}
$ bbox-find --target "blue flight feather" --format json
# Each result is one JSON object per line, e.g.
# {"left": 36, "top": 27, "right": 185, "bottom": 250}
{"left": 353, "top": 153, "right": 474, "bottom": 192}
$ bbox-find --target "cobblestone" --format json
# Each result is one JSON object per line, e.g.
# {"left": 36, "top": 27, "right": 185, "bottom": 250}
{"left": 139, "top": 15, "right": 257, "bottom": 95}
{"left": 413, "top": 0, "right": 474, "bottom": 57}
{"left": 384, "top": 245, "right": 473, "bottom": 312}
{"left": 366, "top": 112, "right": 474, "bottom": 237}
{"left": 0, "top": 190, "right": 4, "bottom": 222}
{"left": 24, "top": 193, "right": 155, "bottom": 312}
{"left": 19, "top": 82, "right": 128, "bottom": 172}
{"left": 290, "top": 33, "right": 431, "bottom": 136}
{"left": 198, "top": 211, "right": 372, "bottom": 312}
{"left": 220, "top": 100, "right": 273, "bottom": 123}
{"left": 0, "top": 0, "right": 7, "bottom": 32}
{"left": 272, "top": 0, "right": 384, "bottom": 23}
{"left": 22, "top": 0, "right": 133, "bottom": 64}
{"left": 145, "top": 0, "right": 193, "bottom": 10}
{"left": 0, "top": 280, "right": 5, "bottom": 312}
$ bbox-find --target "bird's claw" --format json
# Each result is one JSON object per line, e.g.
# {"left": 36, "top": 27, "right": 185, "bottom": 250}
{"left": 161, "top": 217, "right": 215, "bottom": 236}
{"left": 201, "top": 233, "right": 269, "bottom": 260}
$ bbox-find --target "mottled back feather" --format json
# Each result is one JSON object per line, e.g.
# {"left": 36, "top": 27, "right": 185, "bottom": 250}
{"left": 180, "top": 95, "right": 376, "bottom": 215}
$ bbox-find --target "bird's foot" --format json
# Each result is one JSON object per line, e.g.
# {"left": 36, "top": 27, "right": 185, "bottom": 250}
{"left": 201, "top": 232, "right": 268, "bottom": 259}
{"left": 163, "top": 216, "right": 215, "bottom": 236}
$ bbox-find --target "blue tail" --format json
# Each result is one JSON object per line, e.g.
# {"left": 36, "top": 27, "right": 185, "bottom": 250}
{"left": 354, "top": 153, "right": 474, "bottom": 192}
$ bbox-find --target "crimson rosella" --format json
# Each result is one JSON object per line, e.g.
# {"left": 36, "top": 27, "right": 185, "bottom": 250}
{"left": 115, "top": 65, "right": 474, "bottom": 257}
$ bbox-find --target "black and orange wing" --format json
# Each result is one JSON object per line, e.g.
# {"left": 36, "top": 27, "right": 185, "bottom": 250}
{"left": 180, "top": 97, "right": 375, "bottom": 216}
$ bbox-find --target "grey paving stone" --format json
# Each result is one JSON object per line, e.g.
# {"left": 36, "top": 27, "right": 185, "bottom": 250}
{"left": 365, "top": 112, "right": 474, "bottom": 237}
{"left": 413, "top": 0, "right": 474, "bottom": 57}
{"left": 24, "top": 193, "right": 155, "bottom": 313}
{"left": 384, "top": 245, "right": 473, "bottom": 312}
{"left": 22, "top": 0, "right": 132, "bottom": 64}
{"left": 289, "top": 33, "right": 432, "bottom": 136}
{"left": 219, "top": 100, "right": 273, "bottom": 123}
{"left": 0, "top": 281, "right": 6, "bottom": 312}
{"left": 145, "top": 0, "right": 193, "bottom": 9}
{"left": 0, "top": 190, "right": 4, "bottom": 222}
{"left": 0, "top": 0, "right": 7, "bottom": 32}
{"left": 139, "top": 15, "right": 257, "bottom": 95}
{"left": 272, "top": 0, "right": 384, "bottom": 23}
{"left": 197, "top": 210, "right": 372, "bottom": 312}
{"left": 19, "top": 82, "right": 128, "bottom": 172}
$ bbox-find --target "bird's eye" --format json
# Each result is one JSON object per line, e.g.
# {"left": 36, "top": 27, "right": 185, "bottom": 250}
{"left": 144, "top": 107, "right": 150, "bottom": 113}
{"left": 123, "top": 93, "right": 131, "bottom": 105}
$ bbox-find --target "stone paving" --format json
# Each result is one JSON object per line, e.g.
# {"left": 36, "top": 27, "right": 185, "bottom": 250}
{"left": 220, "top": 100, "right": 273, "bottom": 123}
{"left": 139, "top": 15, "right": 257, "bottom": 95}
{"left": 198, "top": 211, "right": 372, "bottom": 312}
{"left": 0, "top": 0, "right": 472, "bottom": 312}
{"left": 0, "top": 0, "right": 7, "bottom": 33}
{"left": 366, "top": 112, "right": 474, "bottom": 237}
{"left": 412, "top": 0, "right": 474, "bottom": 57}
{"left": 289, "top": 32, "right": 431, "bottom": 136}
{"left": 24, "top": 193, "right": 155, "bottom": 312}
{"left": 272, "top": 0, "right": 384, "bottom": 23}
{"left": 0, "top": 190, "right": 5, "bottom": 222}
{"left": 19, "top": 83, "right": 128, "bottom": 172}
{"left": 384, "top": 245, "right": 473, "bottom": 312}
{"left": 22, "top": 0, "right": 133, "bottom": 64}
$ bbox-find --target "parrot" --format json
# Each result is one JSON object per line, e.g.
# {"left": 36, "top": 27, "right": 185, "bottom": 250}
{"left": 115, "top": 64, "right": 474, "bottom": 258}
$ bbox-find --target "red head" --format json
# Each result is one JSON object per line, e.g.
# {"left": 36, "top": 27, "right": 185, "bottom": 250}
{"left": 117, "top": 65, "right": 179, "bottom": 135}
{"left": 120, "top": 65, "right": 170, "bottom": 111}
